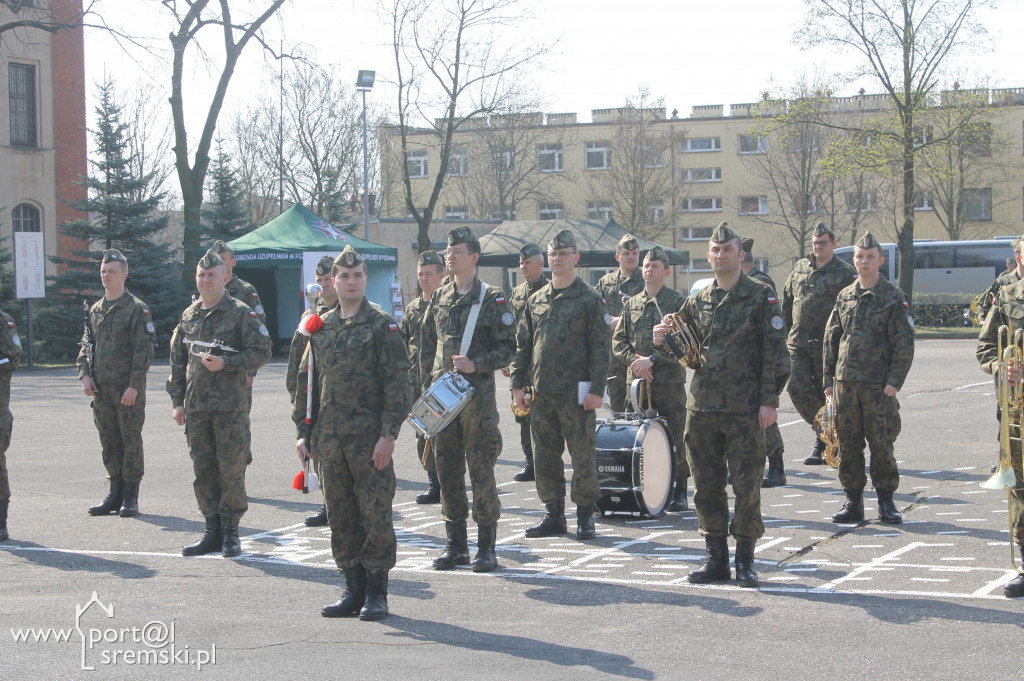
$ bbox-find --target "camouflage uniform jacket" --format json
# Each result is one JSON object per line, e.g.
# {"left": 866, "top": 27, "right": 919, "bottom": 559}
{"left": 226, "top": 274, "right": 266, "bottom": 324}
{"left": 399, "top": 296, "right": 430, "bottom": 389}
{"left": 823, "top": 278, "right": 915, "bottom": 389}
{"left": 612, "top": 285, "right": 687, "bottom": 386}
{"left": 167, "top": 294, "right": 272, "bottom": 413}
{"left": 596, "top": 268, "right": 644, "bottom": 320}
{"left": 0, "top": 311, "right": 21, "bottom": 408}
{"left": 286, "top": 297, "right": 337, "bottom": 404}
{"left": 749, "top": 269, "right": 777, "bottom": 294}
{"left": 658, "top": 273, "right": 789, "bottom": 413}
{"left": 783, "top": 255, "right": 858, "bottom": 349}
{"left": 76, "top": 291, "right": 155, "bottom": 391}
{"left": 292, "top": 299, "right": 411, "bottom": 440}
{"left": 977, "top": 269, "right": 1022, "bottom": 322}
{"left": 509, "top": 276, "right": 549, "bottom": 321}
{"left": 419, "top": 275, "right": 515, "bottom": 392}
{"left": 977, "top": 277, "right": 1024, "bottom": 374}
{"left": 510, "top": 276, "right": 611, "bottom": 398}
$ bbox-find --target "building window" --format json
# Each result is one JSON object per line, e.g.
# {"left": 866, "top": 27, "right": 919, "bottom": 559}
{"left": 446, "top": 148, "right": 468, "bottom": 176}
{"left": 676, "top": 226, "right": 714, "bottom": 241}
{"left": 538, "top": 202, "right": 565, "bottom": 220}
{"left": 680, "top": 197, "right": 722, "bottom": 213}
{"left": 793, "top": 194, "right": 819, "bottom": 214}
{"left": 491, "top": 147, "right": 514, "bottom": 175}
{"left": 846, "top": 192, "right": 876, "bottom": 213}
{"left": 913, "top": 125, "right": 933, "bottom": 148}
{"left": 12, "top": 203, "right": 40, "bottom": 232}
{"left": 680, "top": 137, "right": 721, "bottom": 153}
{"left": 739, "top": 195, "right": 768, "bottom": 215}
{"left": 444, "top": 206, "right": 468, "bottom": 219}
{"left": 913, "top": 191, "right": 934, "bottom": 211}
{"left": 538, "top": 143, "right": 563, "bottom": 172}
{"left": 962, "top": 187, "right": 992, "bottom": 221}
{"left": 645, "top": 200, "right": 665, "bottom": 223}
{"left": 788, "top": 133, "right": 819, "bottom": 153}
{"left": 690, "top": 259, "right": 713, "bottom": 273}
{"left": 640, "top": 143, "right": 664, "bottom": 168}
{"left": 586, "top": 141, "right": 611, "bottom": 170}
{"left": 737, "top": 134, "right": 766, "bottom": 154}
{"left": 681, "top": 167, "right": 722, "bottom": 183}
{"left": 406, "top": 150, "right": 428, "bottom": 178}
{"left": 964, "top": 122, "right": 993, "bottom": 157}
{"left": 587, "top": 200, "right": 613, "bottom": 221}
{"left": 491, "top": 208, "right": 516, "bottom": 220}
{"left": 9, "top": 63, "right": 37, "bottom": 147}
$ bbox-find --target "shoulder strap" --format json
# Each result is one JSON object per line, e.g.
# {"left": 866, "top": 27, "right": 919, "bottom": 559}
{"left": 459, "top": 282, "right": 488, "bottom": 357}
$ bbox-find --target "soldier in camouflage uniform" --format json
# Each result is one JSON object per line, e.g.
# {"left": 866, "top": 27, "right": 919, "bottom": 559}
{"left": 400, "top": 250, "right": 445, "bottom": 504}
{"left": 783, "top": 222, "right": 858, "bottom": 465}
{"left": 420, "top": 226, "right": 515, "bottom": 572}
{"left": 502, "top": 242, "right": 548, "bottom": 483}
{"left": 653, "top": 222, "right": 789, "bottom": 587}
{"left": 295, "top": 245, "right": 411, "bottom": 621}
{"left": 511, "top": 230, "right": 611, "bottom": 540}
{"left": 77, "top": 249, "right": 156, "bottom": 518}
{"left": 977, "top": 245, "right": 1024, "bottom": 598}
{"left": 741, "top": 238, "right": 788, "bottom": 488}
{"left": 168, "top": 249, "right": 272, "bottom": 558}
{"left": 975, "top": 237, "right": 1022, "bottom": 323}
{"left": 0, "top": 278, "right": 21, "bottom": 542}
{"left": 611, "top": 245, "right": 690, "bottom": 510}
{"left": 824, "top": 231, "right": 915, "bottom": 527}
{"left": 596, "top": 234, "right": 644, "bottom": 412}
{"left": 286, "top": 254, "right": 338, "bottom": 527}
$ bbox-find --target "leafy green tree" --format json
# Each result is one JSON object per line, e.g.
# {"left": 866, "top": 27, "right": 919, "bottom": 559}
{"left": 202, "top": 147, "right": 255, "bottom": 242}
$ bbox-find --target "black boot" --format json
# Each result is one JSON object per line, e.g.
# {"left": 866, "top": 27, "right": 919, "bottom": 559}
{"left": 734, "top": 537, "right": 758, "bottom": 588}
{"left": 1005, "top": 544, "right": 1024, "bottom": 598}
{"left": 359, "top": 569, "right": 389, "bottom": 621}
{"left": 0, "top": 499, "right": 8, "bottom": 542}
{"left": 513, "top": 456, "right": 535, "bottom": 482}
{"left": 668, "top": 479, "right": 688, "bottom": 512}
{"left": 832, "top": 489, "right": 865, "bottom": 523}
{"left": 119, "top": 481, "right": 139, "bottom": 518}
{"left": 762, "top": 454, "right": 787, "bottom": 488}
{"left": 221, "top": 515, "right": 242, "bottom": 557}
{"left": 576, "top": 505, "right": 596, "bottom": 540}
{"left": 804, "top": 438, "right": 826, "bottom": 465}
{"left": 305, "top": 505, "right": 328, "bottom": 527}
{"left": 433, "top": 520, "right": 470, "bottom": 569}
{"left": 182, "top": 515, "right": 222, "bottom": 556}
{"left": 322, "top": 566, "right": 367, "bottom": 617}
{"left": 688, "top": 536, "right": 731, "bottom": 583}
{"left": 877, "top": 491, "right": 903, "bottom": 525}
{"left": 525, "top": 501, "right": 567, "bottom": 538}
{"left": 471, "top": 522, "right": 498, "bottom": 572}
{"left": 416, "top": 470, "right": 441, "bottom": 504}
{"left": 88, "top": 478, "right": 124, "bottom": 516}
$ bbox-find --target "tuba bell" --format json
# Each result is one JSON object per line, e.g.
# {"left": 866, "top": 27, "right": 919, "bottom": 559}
{"left": 511, "top": 386, "right": 534, "bottom": 418}
{"left": 662, "top": 313, "right": 705, "bottom": 370}
{"left": 815, "top": 384, "right": 840, "bottom": 468}
{"left": 983, "top": 326, "right": 1024, "bottom": 491}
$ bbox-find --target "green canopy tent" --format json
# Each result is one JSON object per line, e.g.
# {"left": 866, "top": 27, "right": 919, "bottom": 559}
{"left": 225, "top": 204, "right": 399, "bottom": 344}
{"left": 477, "top": 218, "right": 689, "bottom": 267}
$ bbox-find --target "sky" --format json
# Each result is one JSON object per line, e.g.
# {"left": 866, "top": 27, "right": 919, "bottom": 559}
{"left": 83, "top": 0, "right": 1024, "bottom": 140}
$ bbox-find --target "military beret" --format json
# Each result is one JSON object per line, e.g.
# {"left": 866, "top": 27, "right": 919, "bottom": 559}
{"left": 101, "top": 248, "right": 127, "bottom": 265}
{"left": 198, "top": 249, "right": 224, "bottom": 270}
{"left": 315, "top": 255, "right": 335, "bottom": 276}
{"left": 856, "top": 231, "right": 881, "bottom": 249}
{"left": 447, "top": 226, "right": 479, "bottom": 246}
{"left": 519, "top": 243, "right": 544, "bottom": 260}
{"left": 710, "top": 221, "right": 740, "bottom": 244}
{"left": 211, "top": 240, "right": 233, "bottom": 255}
{"left": 549, "top": 229, "right": 577, "bottom": 251}
{"left": 333, "top": 244, "right": 364, "bottom": 268}
{"left": 813, "top": 222, "right": 835, "bottom": 238}
{"left": 644, "top": 245, "right": 670, "bottom": 267}
{"left": 617, "top": 234, "right": 639, "bottom": 251}
{"left": 741, "top": 237, "right": 754, "bottom": 254}
{"left": 418, "top": 250, "right": 444, "bottom": 267}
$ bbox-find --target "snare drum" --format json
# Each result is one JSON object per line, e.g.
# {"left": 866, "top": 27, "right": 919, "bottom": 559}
{"left": 407, "top": 371, "right": 475, "bottom": 440}
{"left": 595, "top": 417, "right": 676, "bottom": 518}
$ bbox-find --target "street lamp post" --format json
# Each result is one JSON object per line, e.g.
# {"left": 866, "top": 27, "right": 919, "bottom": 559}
{"left": 356, "top": 70, "right": 376, "bottom": 241}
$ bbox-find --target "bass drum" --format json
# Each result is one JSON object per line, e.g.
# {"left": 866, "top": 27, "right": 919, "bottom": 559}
{"left": 595, "top": 417, "right": 676, "bottom": 518}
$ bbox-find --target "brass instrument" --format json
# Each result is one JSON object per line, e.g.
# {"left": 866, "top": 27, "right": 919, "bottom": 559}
{"left": 511, "top": 386, "right": 533, "bottom": 418}
{"left": 985, "top": 325, "right": 1024, "bottom": 572}
{"left": 652, "top": 298, "right": 705, "bottom": 370}
{"left": 815, "top": 383, "right": 840, "bottom": 468}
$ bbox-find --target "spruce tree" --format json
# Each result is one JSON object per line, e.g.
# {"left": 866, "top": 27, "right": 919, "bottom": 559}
{"left": 202, "top": 147, "right": 254, "bottom": 242}
{"left": 37, "top": 78, "right": 186, "bottom": 361}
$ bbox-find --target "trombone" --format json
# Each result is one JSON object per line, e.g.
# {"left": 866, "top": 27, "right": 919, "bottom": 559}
{"left": 985, "top": 325, "right": 1024, "bottom": 571}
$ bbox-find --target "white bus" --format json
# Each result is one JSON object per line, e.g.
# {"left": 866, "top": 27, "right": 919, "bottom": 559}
{"left": 835, "top": 237, "right": 1017, "bottom": 295}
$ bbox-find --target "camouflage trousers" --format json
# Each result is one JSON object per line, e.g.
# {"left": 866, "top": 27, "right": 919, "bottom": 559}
{"left": 412, "top": 383, "right": 435, "bottom": 473}
{"left": 245, "top": 383, "right": 253, "bottom": 465}
{"left": 764, "top": 422, "right": 784, "bottom": 463}
{"left": 515, "top": 411, "right": 533, "bottom": 459}
{"left": 788, "top": 346, "right": 826, "bottom": 429}
{"left": 434, "top": 388, "right": 502, "bottom": 525}
{"left": 530, "top": 393, "right": 600, "bottom": 508}
{"left": 185, "top": 410, "right": 250, "bottom": 519}
{"left": 627, "top": 378, "right": 691, "bottom": 482}
{"left": 0, "top": 407, "right": 11, "bottom": 503}
{"left": 684, "top": 410, "right": 765, "bottom": 539}
{"left": 1008, "top": 437, "right": 1024, "bottom": 545}
{"left": 316, "top": 433, "right": 397, "bottom": 571}
{"left": 835, "top": 380, "right": 901, "bottom": 494}
{"left": 607, "top": 358, "right": 628, "bottom": 413}
{"left": 91, "top": 385, "right": 146, "bottom": 482}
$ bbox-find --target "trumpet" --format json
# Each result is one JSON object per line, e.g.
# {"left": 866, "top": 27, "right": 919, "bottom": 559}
{"left": 511, "top": 386, "right": 533, "bottom": 418}
{"left": 652, "top": 298, "right": 705, "bottom": 370}
{"left": 815, "top": 383, "right": 840, "bottom": 468}
{"left": 983, "top": 325, "right": 1023, "bottom": 491}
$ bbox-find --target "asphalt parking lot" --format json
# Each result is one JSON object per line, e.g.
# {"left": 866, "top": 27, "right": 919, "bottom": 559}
{"left": 1, "top": 338, "right": 1020, "bottom": 680}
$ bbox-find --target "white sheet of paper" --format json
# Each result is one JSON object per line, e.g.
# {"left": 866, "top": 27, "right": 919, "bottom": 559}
{"left": 577, "top": 381, "right": 592, "bottom": 405}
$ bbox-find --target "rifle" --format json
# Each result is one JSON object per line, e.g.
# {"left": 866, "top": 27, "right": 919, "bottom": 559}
{"left": 80, "top": 300, "right": 96, "bottom": 382}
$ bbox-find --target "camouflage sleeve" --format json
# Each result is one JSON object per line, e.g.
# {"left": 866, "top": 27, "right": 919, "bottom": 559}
{"left": 0, "top": 318, "right": 22, "bottom": 373}
{"left": 884, "top": 291, "right": 915, "bottom": 390}
{"left": 398, "top": 304, "right": 413, "bottom": 345}
{"left": 611, "top": 305, "right": 635, "bottom": 366}
{"left": 223, "top": 309, "right": 272, "bottom": 375}
{"left": 128, "top": 305, "right": 155, "bottom": 392}
{"left": 292, "top": 343, "right": 315, "bottom": 438}
{"left": 285, "top": 325, "right": 307, "bottom": 404}
{"left": 418, "top": 298, "right": 438, "bottom": 391}
{"left": 822, "top": 304, "right": 842, "bottom": 385}
{"left": 509, "top": 303, "right": 533, "bottom": 391}
{"left": 468, "top": 295, "right": 515, "bottom": 373}
{"left": 587, "top": 295, "right": 612, "bottom": 397}
{"left": 759, "top": 291, "right": 790, "bottom": 407}
{"left": 379, "top": 321, "right": 413, "bottom": 440}
{"left": 244, "top": 285, "right": 267, "bottom": 324}
{"left": 977, "top": 303, "right": 1003, "bottom": 375}
{"left": 75, "top": 310, "right": 93, "bottom": 379}
{"left": 976, "top": 278, "right": 1003, "bottom": 320}
{"left": 166, "top": 321, "right": 187, "bottom": 409}
{"left": 782, "top": 273, "right": 794, "bottom": 333}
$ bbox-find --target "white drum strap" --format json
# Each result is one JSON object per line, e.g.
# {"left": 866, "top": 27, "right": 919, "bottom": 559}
{"left": 458, "top": 282, "right": 488, "bottom": 357}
